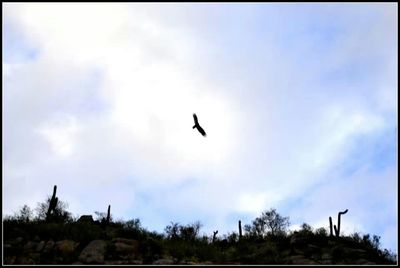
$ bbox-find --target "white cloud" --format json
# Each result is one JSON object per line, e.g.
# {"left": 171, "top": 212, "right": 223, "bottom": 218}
{"left": 3, "top": 62, "right": 22, "bottom": 78}
{"left": 35, "top": 115, "right": 81, "bottom": 157}
{"left": 236, "top": 192, "right": 283, "bottom": 214}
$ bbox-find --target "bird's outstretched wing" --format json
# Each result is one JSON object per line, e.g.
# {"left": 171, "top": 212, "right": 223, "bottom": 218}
{"left": 193, "top": 113, "right": 198, "bottom": 125}
{"left": 196, "top": 125, "right": 207, "bottom": 137}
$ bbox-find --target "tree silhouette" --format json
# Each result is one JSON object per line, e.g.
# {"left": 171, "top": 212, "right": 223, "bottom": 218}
{"left": 16, "top": 205, "right": 33, "bottom": 223}
{"left": 245, "top": 208, "right": 290, "bottom": 237}
{"left": 36, "top": 197, "right": 71, "bottom": 223}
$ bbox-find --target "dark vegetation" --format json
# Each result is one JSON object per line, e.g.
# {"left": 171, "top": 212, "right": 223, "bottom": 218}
{"left": 3, "top": 186, "right": 397, "bottom": 265}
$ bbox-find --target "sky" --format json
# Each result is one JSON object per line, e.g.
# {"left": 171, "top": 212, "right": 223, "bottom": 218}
{"left": 2, "top": 3, "right": 398, "bottom": 253}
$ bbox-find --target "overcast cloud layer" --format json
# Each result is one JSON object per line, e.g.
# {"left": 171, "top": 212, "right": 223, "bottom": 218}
{"left": 3, "top": 3, "right": 397, "bottom": 252}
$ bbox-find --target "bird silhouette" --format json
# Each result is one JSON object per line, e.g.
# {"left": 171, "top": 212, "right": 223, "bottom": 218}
{"left": 193, "top": 113, "right": 206, "bottom": 137}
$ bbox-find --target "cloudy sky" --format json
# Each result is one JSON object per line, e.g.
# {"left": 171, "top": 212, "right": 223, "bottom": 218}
{"left": 3, "top": 3, "right": 397, "bottom": 252}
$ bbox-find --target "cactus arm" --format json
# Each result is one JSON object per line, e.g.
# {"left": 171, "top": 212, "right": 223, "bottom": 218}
{"left": 339, "top": 209, "right": 348, "bottom": 216}
{"left": 212, "top": 230, "right": 218, "bottom": 243}
{"left": 46, "top": 185, "right": 58, "bottom": 220}
{"left": 336, "top": 209, "right": 348, "bottom": 237}
{"left": 238, "top": 220, "right": 242, "bottom": 239}
{"left": 106, "top": 205, "right": 111, "bottom": 224}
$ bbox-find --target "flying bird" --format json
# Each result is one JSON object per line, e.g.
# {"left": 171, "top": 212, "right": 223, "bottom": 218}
{"left": 193, "top": 113, "right": 207, "bottom": 137}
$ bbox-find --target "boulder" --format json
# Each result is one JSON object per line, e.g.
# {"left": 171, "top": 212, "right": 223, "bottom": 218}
{"left": 43, "top": 240, "right": 55, "bottom": 253}
{"left": 4, "top": 256, "right": 16, "bottom": 264}
{"left": 109, "top": 238, "right": 140, "bottom": 260}
{"left": 4, "top": 243, "right": 12, "bottom": 251}
{"left": 16, "top": 256, "right": 35, "bottom": 264}
{"left": 28, "top": 253, "right": 41, "bottom": 263}
{"left": 36, "top": 241, "right": 46, "bottom": 252}
{"left": 200, "top": 261, "right": 214, "bottom": 265}
{"left": 129, "top": 260, "right": 144, "bottom": 264}
{"left": 104, "top": 260, "right": 127, "bottom": 265}
{"left": 55, "top": 240, "right": 79, "bottom": 256}
{"left": 79, "top": 240, "right": 107, "bottom": 264}
{"left": 15, "top": 237, "right": 24, "bottom": 244}
{"left": 342, "top": 247, "right": 367, "bottom": 258}
{"left": 112, "top": 238, "right": 139, "bottom": 245}
{"left": 78, "top": 215, "right": 94, "bottom": 223}
{"left": 289, "top": 255, "right": 318, "bottom": 265}
{"left": 178, "top": 260, "right": 199, "bottom": 265}
{"left": 115, "top": 241, "right": 139, "bottom": 254}
{"left": 104, "top": 260, "right": 143, "bottom": 265}
{"left": 354, "top": 259, "right": 376, "bottom": 265}
{"left": 153, "top": 258, "right": 175, "bottom": 265}
{"left": 23, "top": 241, "right": 38, "bottom": 253}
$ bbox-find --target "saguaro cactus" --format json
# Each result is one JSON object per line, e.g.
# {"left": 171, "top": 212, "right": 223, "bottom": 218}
{"left": 238, "top": 220, "right": 242, "bottom": 239}
{"left": 329, "top": 209, "right": 349, "bottom": 237}
{"left": 334, "top": 209, "right": 348, "bottom": 237}
{"left": 46, "top": 185, "right": 58, "bottom": 221}
{"left": 212, "top": 230, "right": 218, "bottom": 243}
{"left": 106, "top": 205, "right": 111, "bottom": 224}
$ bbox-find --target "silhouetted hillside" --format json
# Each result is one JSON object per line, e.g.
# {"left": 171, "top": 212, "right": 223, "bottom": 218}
{"left": 3, "top": 189, "right": 397, "bottom": 265}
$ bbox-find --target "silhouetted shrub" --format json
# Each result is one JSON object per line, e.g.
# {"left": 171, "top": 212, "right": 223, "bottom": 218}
{"left": 332, "top": 245, "right": 345, "bottom": 263}
{"left": 164, "top": 221, "right": 202, "bottom": 242}
{"left": 94, "top": 209, "right": 113, "bottom": 225}
{"left": 179, "top": 221, "right": 202, "bottom": 242}
{"left": 14, "top": 205, "right": 34, "bottom": 223}
{"left": 299, "top": 223, "right": 313, "bottom": 235}
{"left": 34, "top": 222, "right": 66, "bottom": 241}
{"left": 244, "top": 208, "right": 290, "bottom": 238}
{"left": 269, "top": 232, "right": 290, "bottom": 249}
{"left": 315, "top": 227, "right": 328, "bottom": 237}
{"left": 124, "top": 218, "right": 141, "bottom": 230}
{"left": 196, "top": 242, "right": 219, "bottom": 262}
{"left": 148, "top": 230, "right": 164, "bottom": 240}
{"left": 69, "top": 222, "right": 103, "bottom": 243}
{"left": 166, "top": 240, "right": 186, "bottom": 262}
{"left": 313, "top": 227, "right": 329, "bottom": 246}
{"left": 226, "top": 232, "right": 239, "bottom": 244}
{"left": 257, "top": 241, "right": 280, "bottom": 263}
{"left": 350, "top": 232, "right": 362, "bottom": 243}
{"left": 36, "top": 197, "right": 72, "bottom": 223}
{"left": 379, "top": 248, "right": 397, "bottom": 264}
{"left": 165, "top": 222, "right": 180, "bottom": 240}
{"left": 140, "top": 237, "right": 163, "bottom": 263}
{"left": 114, "top": 218, "right": 146, "bottom": 240}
